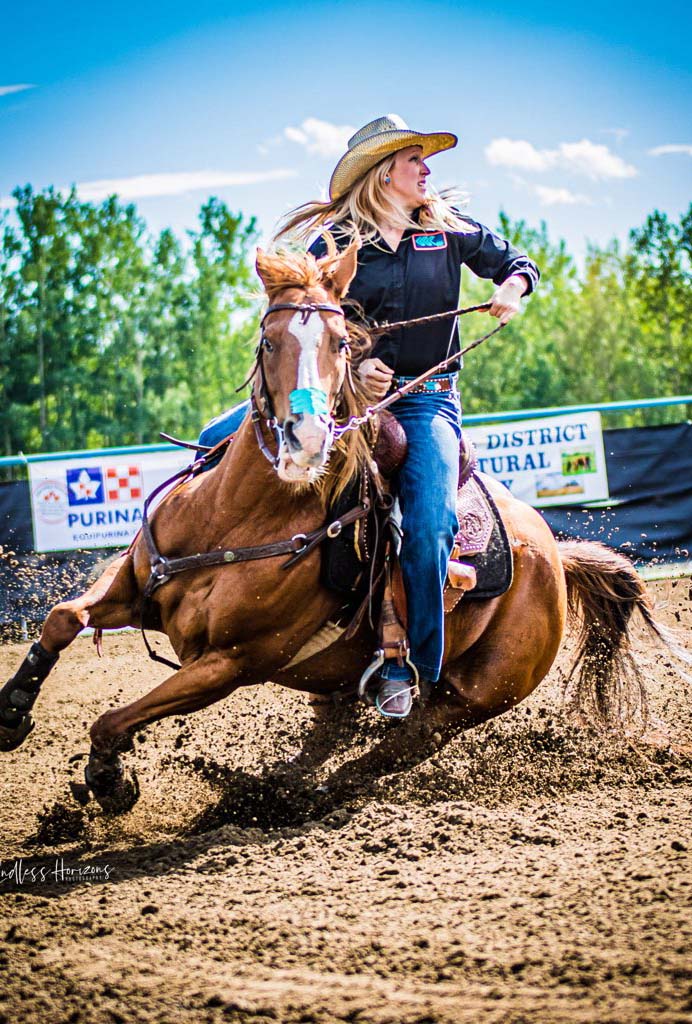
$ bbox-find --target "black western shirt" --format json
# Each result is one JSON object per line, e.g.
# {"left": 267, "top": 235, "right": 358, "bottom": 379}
{"left": 308, "top": 216, "right": 539, "bottom": 377}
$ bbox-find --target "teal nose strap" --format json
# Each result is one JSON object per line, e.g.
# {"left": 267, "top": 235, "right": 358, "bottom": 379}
{"left": 289, "top": 387, "right": 329, "bottom": 418}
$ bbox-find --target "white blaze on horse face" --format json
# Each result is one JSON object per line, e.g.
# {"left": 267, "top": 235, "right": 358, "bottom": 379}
{"left": 284, "top": 310, "right": 332, "bottom": 466}
{"left": 288, "top": 311, "right": 324, "bottom": 394}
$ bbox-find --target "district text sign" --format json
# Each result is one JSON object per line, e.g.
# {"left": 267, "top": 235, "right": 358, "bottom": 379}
{"left": 465, "top": 411, "right": 609, "bottom": 507}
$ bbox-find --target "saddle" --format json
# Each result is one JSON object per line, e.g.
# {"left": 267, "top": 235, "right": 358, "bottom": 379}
{"left": 321, "top": 412, "right": 513, "bottom": 610}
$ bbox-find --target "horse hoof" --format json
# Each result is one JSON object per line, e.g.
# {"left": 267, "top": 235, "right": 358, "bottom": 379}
{"left": 0, "top": 714, "right": 34, "bottom": 752}
{"left": 97, "top": 774, "right": 139, "bottom": 815}
{"left": 85, "top": 756, "right": 140, "bottom": 816}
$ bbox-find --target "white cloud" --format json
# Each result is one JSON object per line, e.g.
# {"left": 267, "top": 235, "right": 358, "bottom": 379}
{"left": 485, "top": 138, "right": 552, "bottom": 172}
{"left": 0, "top": 84, "right": 34, "bottom": 97}
{"left": 0, "top": 169, "right": 298, "bottom": 209}
{"left": 558, "top": 140, "right": 637, "bottom": 180}
{"left": 73, "top": 169, "right": 297, "bottom": 202}
{"left": 648, "top": 144, "right": 692, "bottom": 157}
{"left": 534, "top": 185, "right": 592, "bottom": 207}
{"left": 485, "top": 137, "right": 637, "bottom": 180}
{"left": 284, "top": 117, "right": 354, "bottom": 158}
{"left": 256, "top": 133, "right": 284, "bottom": 156}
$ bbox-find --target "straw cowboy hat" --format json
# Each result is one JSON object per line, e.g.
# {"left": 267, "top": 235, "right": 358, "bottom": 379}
{"left": 329, "top": 113, "right": 457, "bottom": 200}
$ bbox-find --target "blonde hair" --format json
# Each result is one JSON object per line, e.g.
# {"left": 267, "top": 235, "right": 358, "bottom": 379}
{"left": 274, "top": 151, "right": 476, "bottom": 248}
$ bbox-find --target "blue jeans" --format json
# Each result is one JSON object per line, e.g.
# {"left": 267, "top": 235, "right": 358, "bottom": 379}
{"left": 380, "top": 383, "right": 461, "bottom": 684}
{"left": 197, "top": 400, "right": 251, "bottom": 468}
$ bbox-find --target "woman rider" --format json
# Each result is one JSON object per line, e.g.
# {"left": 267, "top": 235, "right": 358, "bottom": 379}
{"left": 199, "top": 114, "right": 539, "bottom": 719}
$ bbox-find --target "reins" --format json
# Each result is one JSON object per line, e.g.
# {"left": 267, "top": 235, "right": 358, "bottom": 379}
{"left": 244, "top": 298, "right": 505, "bottom": 444}
{"left": 368, "top": 300, "right": 493, "bottom": 337}
{"left": 139, "top": 296, "right": 504, "bottom": 670}
{"left": 202, "top": 299, "right": 504, "bottom": 451}
{"left": 334, "top": 301, "right": 505, "bottom": 437}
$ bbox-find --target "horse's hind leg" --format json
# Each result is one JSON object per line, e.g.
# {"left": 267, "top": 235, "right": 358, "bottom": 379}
{"left": 0, "top": 554, "right": 136, "bottom": 752}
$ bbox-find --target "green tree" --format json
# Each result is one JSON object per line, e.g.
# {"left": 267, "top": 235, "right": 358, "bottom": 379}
{"left": 1, "top": 192, "right": 689, "bottom": 457}
{"left": 185, "top": 198, "right": 260, "bottom": 433}
{"left": 2, "top": 189, "right": 260, "bottom": 453}
{"left": 625, "top": 206, "right": 692, "bottom": 401}
{"left": 0, "top": 213, "right": 29, "bottom": 456}
{"left": 461, "top": 214, "right": 580, "bottom": 415}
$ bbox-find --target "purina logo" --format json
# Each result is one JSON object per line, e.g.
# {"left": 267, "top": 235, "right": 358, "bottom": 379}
{"left": 104, "top": 465, "right": 143, "bottom": 503}
{"left": 65, "top": 464, "right": 144, "bottom": 507}
{"left": 66, "top": 467, "right": 104, "bottom": 506}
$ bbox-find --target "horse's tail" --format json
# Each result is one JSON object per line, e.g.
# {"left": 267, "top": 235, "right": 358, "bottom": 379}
{"left": 558, "top": 539, "right": 691, "bottom": 731}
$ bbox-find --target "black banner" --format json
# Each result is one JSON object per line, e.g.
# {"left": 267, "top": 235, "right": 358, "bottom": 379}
{"left": 541, "top": 422, "right": 692, "bottom": 564}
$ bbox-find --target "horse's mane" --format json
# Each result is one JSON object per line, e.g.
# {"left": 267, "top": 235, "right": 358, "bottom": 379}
{"left": 258, "top": 250, "right": 324, "bottom": 299}
{"left": 258, "top": 249, "right": 378, "bottom": 506}
{"left": 327, "top": 319, "right": 378, "bottom": 505}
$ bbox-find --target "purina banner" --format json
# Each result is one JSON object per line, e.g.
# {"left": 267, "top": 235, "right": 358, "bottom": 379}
{"left": 465, "top": 411, "right": 609, "bottom": 507}
{"left": 28, "top": 450, "right": 191, "bottom": 552}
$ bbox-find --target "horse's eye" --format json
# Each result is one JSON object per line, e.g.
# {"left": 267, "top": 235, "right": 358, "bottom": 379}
{"left": 262, "top": 337, "right": 274, "bottom": 353}
{"left": 338, "top": 337, "right": 349, "bottom": 352}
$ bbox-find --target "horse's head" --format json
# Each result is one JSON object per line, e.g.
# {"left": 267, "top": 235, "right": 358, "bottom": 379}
{"left": 254, "top": 242, "right": 359, "bottom": 484}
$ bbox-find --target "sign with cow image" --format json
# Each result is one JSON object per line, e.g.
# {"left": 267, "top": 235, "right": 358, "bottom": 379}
{"left": 465, "top": 411, "right": 609, "bottom": 507}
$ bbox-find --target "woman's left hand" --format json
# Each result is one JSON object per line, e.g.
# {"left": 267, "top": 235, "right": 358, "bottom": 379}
{"left": 488, "top": 277, "right": 526, "bottom": 325}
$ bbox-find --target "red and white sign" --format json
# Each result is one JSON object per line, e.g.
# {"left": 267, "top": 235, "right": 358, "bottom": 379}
{"left": 105, "top": 464, "right": 144, "bottom": 503}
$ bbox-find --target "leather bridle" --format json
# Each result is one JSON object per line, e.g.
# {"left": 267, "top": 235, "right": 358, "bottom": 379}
{"left": 251, "top": 301, "right": 347, "bottom": 468}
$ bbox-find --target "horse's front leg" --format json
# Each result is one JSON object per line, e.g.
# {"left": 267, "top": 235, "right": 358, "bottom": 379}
{"left": 0, "top": 554, "right": 135, "bottom": 752}
{"left": 84, "top": 649, "right": 240, "bottom": 814}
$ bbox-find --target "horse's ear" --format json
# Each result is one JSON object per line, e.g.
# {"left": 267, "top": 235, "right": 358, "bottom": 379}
{"left": 321, "top": 240, "right": 359, "bottom": 300}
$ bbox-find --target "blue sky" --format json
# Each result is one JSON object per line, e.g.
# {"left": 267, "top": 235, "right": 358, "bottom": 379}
{"left": 2, "top": 0, "right": 690, "bottom": 264}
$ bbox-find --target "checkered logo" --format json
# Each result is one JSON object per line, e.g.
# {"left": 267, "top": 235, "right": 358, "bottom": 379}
{"left": 104, "top": 464, "right": 143, "bottom": 503}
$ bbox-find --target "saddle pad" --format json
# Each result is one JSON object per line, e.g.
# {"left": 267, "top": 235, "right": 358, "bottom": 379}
{"left": 445, "top": 473, "right": 513, "bottom": 611}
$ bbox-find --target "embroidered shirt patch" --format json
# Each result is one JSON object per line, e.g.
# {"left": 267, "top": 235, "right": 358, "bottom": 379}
{"left": 412, "top": 232, "right": 447, "bottom": 251}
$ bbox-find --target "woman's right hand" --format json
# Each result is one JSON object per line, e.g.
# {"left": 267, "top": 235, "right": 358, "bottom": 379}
{"left": 357, "top": 357, "right": 394, "bottom": 399}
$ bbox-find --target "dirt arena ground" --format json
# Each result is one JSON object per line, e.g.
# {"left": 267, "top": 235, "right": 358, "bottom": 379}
{"left": 0, "top": 578, "right": 690, "bottom": 1024}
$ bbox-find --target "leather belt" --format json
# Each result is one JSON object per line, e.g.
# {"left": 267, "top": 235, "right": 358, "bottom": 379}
{"left": 391, "top": 373, "right": 458, "bottom": 396}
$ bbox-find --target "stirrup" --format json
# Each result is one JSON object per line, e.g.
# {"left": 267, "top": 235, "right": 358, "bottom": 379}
{"left": 374, "top": 655, "right": 420, "bottom": 719}
{"left": 358, "top": 649, "right": 385, "bottom": 700}
{"left": 358, "top": 650, "right": 420, "bottom": 702}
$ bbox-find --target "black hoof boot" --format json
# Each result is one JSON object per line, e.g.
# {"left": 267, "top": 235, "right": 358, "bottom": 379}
{"left": 0, "top": 714, "right": 35, "bottom": 753}
{"left": 85, "top": 743, "right": 140, "bottom": 816}
{"left": 0, "top": 642, "right": 59, "bottom": 752}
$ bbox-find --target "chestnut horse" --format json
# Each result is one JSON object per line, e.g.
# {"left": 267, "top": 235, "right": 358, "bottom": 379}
{"left": 0, "top": 243, "right": 684, "bottom": 813}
